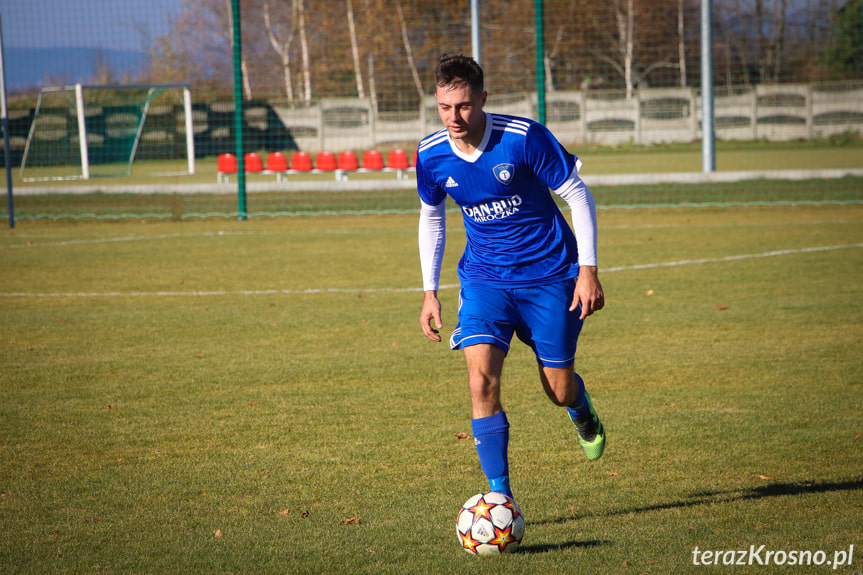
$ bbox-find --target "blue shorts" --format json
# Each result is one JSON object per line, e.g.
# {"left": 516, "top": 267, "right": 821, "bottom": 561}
{"left": 450, "top": 279, "right": 584, "bottom": 368}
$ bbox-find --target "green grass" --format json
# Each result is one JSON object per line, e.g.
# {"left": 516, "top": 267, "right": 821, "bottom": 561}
{"left": 5, "top": 139, "right": 862, "bottom": 220}
{"left": 6, "top": 176, "right": 863, "bottom": 220}
{"left": 7, "top": 137, "right": 863, "bottom": 189}
{"left": 1, "top": 205, "right": 862, "bottom": 574}
{"left": 579, "top": 137, "right": 863, "bottom": 175}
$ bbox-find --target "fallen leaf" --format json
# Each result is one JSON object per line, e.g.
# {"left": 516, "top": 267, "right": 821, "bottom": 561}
{"left": 854, "top": 433, "right": 861, "bottom": 440}
{"left": 608, "top": 472, "right": 619, "bottom": 477}
{"left": 340, "top": 516, "right": 361, "bottom": 525}
{"left": 300, "top": 511, "right": 310, "bottom": 518}
{"left": 178, "top": 279, "right": 185, "bottom": 285}
{"left": 58, "top": 318, "right": 69, "bottom": 323}
{"left": 84, "top": 517, "right": 99, "bottom": 522}
{"left": 102, "top": 405, "right": 113, "bottom": 410}
{"left": 758, "top": 474, "right": 774, "bottom": 480}
{"left": 278, "top": 508, "right": 290, "bottom": 516}
{"left": 215, "top": 529, "right": 223, "bottom": 538}
{"left": 714, "top": 304, "right": 728, "bottom": 310}
{"left": 454, "top": 432, "right": 470, "bottom": 440}
{"left": 622, "top": 559, "right": 630, "bottom": 567}
{"left": 646, "top": 290, "right": 654, "bottom": 296}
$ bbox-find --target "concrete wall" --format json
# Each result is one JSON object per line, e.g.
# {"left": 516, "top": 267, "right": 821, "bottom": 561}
{"left": 272, "top": 81, "right": 863, "bottom": 153}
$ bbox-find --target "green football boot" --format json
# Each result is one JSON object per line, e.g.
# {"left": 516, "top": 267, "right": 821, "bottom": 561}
{"left": 569, "top": 391, "right": 606, "bottom": 461}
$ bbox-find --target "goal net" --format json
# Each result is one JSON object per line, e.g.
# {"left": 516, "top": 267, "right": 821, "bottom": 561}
{"left": 20, "top": 83, "right": 195, "bottom": 182}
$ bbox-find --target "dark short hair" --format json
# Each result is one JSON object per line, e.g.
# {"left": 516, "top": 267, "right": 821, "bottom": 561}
{"left": 435, "top": 53, "right": 484, "bottom": 93}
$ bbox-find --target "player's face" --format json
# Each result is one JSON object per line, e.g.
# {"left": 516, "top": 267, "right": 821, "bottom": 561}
{"left": 436, "top": 81, "right": 487, "bottom": 151}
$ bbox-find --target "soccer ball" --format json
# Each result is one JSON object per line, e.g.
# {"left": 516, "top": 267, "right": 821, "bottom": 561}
{"left": 456, "top": 492, "right": 525, "bottom": 555}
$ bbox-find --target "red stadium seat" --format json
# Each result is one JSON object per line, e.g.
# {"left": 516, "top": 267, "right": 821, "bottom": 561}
{"left": 338, "top": 151, "right": 359, "bottom": 171}
{"left": 266, "top": 151, "right": 289, "bottom": 172}
{"left": 387, "top": 149, "right": 409, "bottom": 170}
{"left": 217, "top": 153, "right": 238, "bottom": 174}
{"left": 291, "top": 151, "right": 313, "bottom": 172}
{"left": 244, "top": 152, "right": 264, "bottom": 173}
{"left": 362, "top": 150, "right": 384, "bottom": 171}
{"left": 316, "top": 151, "right": 337, "bottom": 172}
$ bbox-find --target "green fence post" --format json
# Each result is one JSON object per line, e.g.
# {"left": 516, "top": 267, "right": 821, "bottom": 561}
{"left": 0, "top": 14, "right": 13, "bottom": 229}
{"left": 535, "top": 0, "right": 546, "bottom": 124}
{"left": 231, "top": 0, "right": 247, "bottom": 221}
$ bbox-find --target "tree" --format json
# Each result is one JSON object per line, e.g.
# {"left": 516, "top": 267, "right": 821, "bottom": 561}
{"left": 347, "top": 0, "right": 366, "bottom": 98}
{"left": 90, "top": 47, "right": 115, "bottom": 85}
{"left": 677, "top": 0, "right": 688, "bottom": 86}
{"left": 297, "top": 0, "right": 311, "bottom": 102}
{"left": 148, "top": 0, "right": 856, "bottom": 104}
{"left": 582, "top": 0, "right": 683, "bottom": 98}
{"left": 753, "top": 0, "right": 788, "bottom": 83}
{"left": 395, "top": 1, "right": 425, "bottom": 101}
{"left": 226, "top": 0, "right": 254, "bottom": 99}
{"left": 263, "top": 0, "right": 298, "bottom": 102}
{"left": 822, "top": 0, "right": 863, "bottom": 80}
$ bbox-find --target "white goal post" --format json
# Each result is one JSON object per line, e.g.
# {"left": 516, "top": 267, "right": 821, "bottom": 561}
{"left": 20, "top": 83, "right": 195, "bottom": 182}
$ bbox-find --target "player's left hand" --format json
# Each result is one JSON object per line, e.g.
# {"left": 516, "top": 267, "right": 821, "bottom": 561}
{"left": 571, "top": 265, "right": 604, "bottom": 319}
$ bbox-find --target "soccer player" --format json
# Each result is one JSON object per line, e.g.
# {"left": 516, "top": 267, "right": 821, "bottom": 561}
{"left": 416, "top": 54, "right": 606, "bottom": 501}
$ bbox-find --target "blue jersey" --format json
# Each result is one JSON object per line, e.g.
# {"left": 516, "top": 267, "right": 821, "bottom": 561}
{"left": 416, "top": 113, "right": 580, "bottom": 288}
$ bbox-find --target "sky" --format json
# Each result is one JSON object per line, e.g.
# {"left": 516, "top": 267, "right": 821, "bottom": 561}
{"left": 0, "top": 0, "right": 185, "bottom": 51}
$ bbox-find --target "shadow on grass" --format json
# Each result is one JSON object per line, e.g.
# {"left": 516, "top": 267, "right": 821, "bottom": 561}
{"left": 531, "top": 476, "right": 863, "bottom": 527}
{"left": 518, "top": 539, "right": 608, "bottom": 554}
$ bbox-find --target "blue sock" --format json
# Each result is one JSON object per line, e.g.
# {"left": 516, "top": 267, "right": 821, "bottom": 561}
{"left": 566, "top": 372, "right": 589, "bottom": 420}
{"left": 471, "top": 411, "right": 512, "bottom": 498}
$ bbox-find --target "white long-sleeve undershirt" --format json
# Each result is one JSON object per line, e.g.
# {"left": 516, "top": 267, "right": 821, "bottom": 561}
{"left": 418, "top": 199, "right": 447, "bottom": 292}
{"left": 418, "top": 166, "right": 598, "bottom": 292}
{"left": 553, "top": 167, "right": 598, "bottom": 268}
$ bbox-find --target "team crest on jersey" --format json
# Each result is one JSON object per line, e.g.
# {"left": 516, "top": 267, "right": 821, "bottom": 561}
{"left": 493, "top": 163, "right": 515, "bottom": 185}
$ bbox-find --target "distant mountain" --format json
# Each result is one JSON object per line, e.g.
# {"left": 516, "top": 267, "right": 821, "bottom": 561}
{"left": 3, "top": 46, "right": 148, "bottom": 92}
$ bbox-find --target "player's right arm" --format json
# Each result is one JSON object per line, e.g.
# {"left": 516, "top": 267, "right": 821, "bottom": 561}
{"left": 418, "top": 199, "right": 447, "bottom": 341}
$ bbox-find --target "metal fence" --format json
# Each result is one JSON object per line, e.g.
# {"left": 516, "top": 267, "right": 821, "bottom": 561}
{"left": 3, "top": 0, "right": 862, "bottom": 158}
{"left": 1, "top": 0, "right": 862, "bottom": 220}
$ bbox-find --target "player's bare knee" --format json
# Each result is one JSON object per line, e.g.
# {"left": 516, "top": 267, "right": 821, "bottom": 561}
{"left": 545, "top": 386, "right": 573, "bottom": 407}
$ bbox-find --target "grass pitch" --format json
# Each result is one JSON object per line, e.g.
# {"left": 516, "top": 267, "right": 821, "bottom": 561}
{"left": 1, "top": 204, "right": 861, "bottom": 574}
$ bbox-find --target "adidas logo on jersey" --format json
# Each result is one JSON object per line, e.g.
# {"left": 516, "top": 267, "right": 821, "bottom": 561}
{"left": 445, "top": 176, "right": 459, "bottom": 188}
